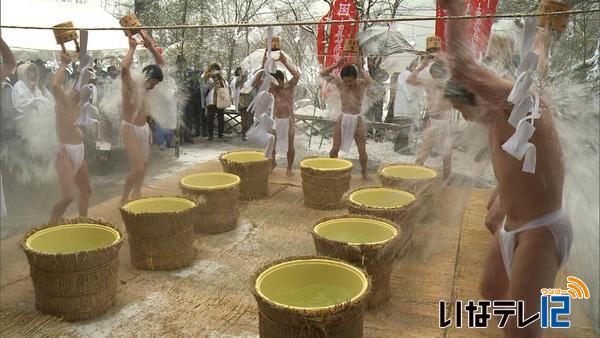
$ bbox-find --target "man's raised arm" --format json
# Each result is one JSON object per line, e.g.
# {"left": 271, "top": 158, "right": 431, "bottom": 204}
{"left": 143, "top": 39, "right": 166, "bottom": 67}
{"left": 51, "top": 53, "right": 71, "bottom": 109}
{"left": 406, "top": 57, "right": 429, "bottom": 87}
{"left": 280, "top": 53, "right": 300, "bottom": 87}
{"left": 121, "top": 37, "right": 137, "bottom": 93}
{"left": 319, "top": 56, "right": 346, "bottom": 84}
{"left": 442, "top": 0, "right": 513, "bottom": 105}
{"left": 0, "top": 37, "right": 16, "bottom": 80}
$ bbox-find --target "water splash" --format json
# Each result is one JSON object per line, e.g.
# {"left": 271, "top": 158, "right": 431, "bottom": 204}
{"left": 99, "top": 65, "right": 188, "bottom": 130}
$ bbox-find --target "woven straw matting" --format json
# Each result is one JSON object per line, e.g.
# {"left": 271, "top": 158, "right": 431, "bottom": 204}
{"left": 311, "top": 215, "right": 401, "bottom": 308}
{"left": 219, "top": 150, "right": 271, "bottom": 200}
{"left": 300, "top": 160, "right": 353, "bottom": 210}
{"left": 20, "top": 217, "right": 123, "bottom": 322}
{"left": 252, "top": 256, "right": 371, "bottom": 338}
{"left": 345, "top": 187, "right": 419, "bottom": 227}
{"left": 119, "top": 196, "right": 200, "bottom": 271}
{"left": 180, "top": 183, "right": 240, "bottom": 234}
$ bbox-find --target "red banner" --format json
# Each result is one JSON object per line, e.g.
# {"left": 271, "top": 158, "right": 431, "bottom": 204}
{"left": 435, "top": 0, "right": 499, "bottom": 53}
{"left": 321, "top": 0, "right": 358, "bottom": 75}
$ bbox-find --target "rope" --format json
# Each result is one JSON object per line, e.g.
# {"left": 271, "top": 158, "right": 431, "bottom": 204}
{"left": 1, "top": 9, "right": 597, "bottom": 31}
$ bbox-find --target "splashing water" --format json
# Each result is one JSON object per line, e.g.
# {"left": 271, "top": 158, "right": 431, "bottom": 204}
{"left": 1, "top": 87, "right": 58, "bottom": 184}
{"left": 99, "top": 64, "right": 188, "bottom": 131}
{"left": 543, "top": 79, "right": 599, "bottom": 330}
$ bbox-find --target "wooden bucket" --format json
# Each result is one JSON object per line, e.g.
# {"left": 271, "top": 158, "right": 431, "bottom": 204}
{"left": 52, "top": 21, "right": 79, "bottom": 53}
{"left": 426, "top": 35, "right": 441, "bottom": 52}
{"left": 271, "top": 36, "right": 281, "bottom": 51}
{"left": 21, "top": 217, "right": 123, "bottom": 321}
{"left": 119, "top": 13, "right": 143, "bottom": 36}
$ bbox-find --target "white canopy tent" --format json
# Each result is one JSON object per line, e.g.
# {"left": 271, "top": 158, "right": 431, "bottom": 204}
{"left": 1, "top": 0, "right": 128, "bottom": 60}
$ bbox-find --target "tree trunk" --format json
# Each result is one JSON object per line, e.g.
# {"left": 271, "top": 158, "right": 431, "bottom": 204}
{"left": 226, "top": 30, "right": 237, "bottom": 79}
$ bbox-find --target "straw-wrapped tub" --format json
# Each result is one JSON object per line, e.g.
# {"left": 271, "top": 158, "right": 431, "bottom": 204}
{"left": 21, "top": 217, "right": 123, "bottom": 321}
{"left": 377, "top": 163, "right": 439, "bottom": 197}
{"left": 300, "top": 157, "right": 353, "bottom": 209}
{"left": 346, "top": 187, "right": 418, "bottom": 258}
{"left": 312, "top": 215, "right": 400, "bottom": 308}
{"left": 253, "top": 256, "right": 370, "bottom": 338}
{"left": 219, "top": 150, "right": 271, "bottom": 200}
{"left": 346, "top": 187, "right": 418, "bottom": 224}
{"left": 180, "top": 172, "right": 240, "bottom": 234}
{"left": 120, "top": 196, "right": 200, "bottom": 270}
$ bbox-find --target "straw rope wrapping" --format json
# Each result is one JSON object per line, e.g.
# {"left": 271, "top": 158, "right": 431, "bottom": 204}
{"left": 119, "top": 195, "right": 204, "bottom": 271}
{"left": 345, "top": 187, "right": 419, "bottom": 226}
{"left": 219, "top": 150, "right": 272, "bottom": 200}
{"left": 251, "top": 255, "right": 371, "bottom": 338}
{"left": 180, "top": 181, "right": 240, "bottom": 234}
{"left": 311, "top": 215, "right": 402, "bottom": 308}
{"left": 377, "top": 163, "right": 441, "bottom": 207}
{"left": 20, "top": 217, "right": 124, "bottom": 322}
{"left": 345, "top": 187, "right": 419, "bottom": 259}
{"left": 301, "top": 157, "right": 354, "bottom": 210}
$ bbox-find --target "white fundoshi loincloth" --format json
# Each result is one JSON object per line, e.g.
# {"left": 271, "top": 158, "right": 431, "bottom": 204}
{"left": 340, "top": 113, "right": 359, "bottom": 153}
{"left": 56, "top": 143, "right": 85, "bottom": 174}
{"left": 122, "top": 121, "right": 151, "bottom": 162}
{"left": 274, "top": 116, "right": 291, "bottom": 153}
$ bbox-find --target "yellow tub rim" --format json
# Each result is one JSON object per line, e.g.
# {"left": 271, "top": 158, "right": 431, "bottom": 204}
{"left": 255, "top": 258, "right": 369, "bottom": 311}
{"left": 314, "top": 217, "right": 398, "bottom": 246}
{"left": 380, "top": 163, "right": 438, "bottom": 180}
{"left": 122, "top": 196, "right": 195, "bottom": 214}
{"left": 300, "top": 158, "right": 353, "bottom": 171}
{"left": 220, "top": 150, "right": 268, "bottom": 163}
{"left": 25, "top": 223, "right": 121, "bottom": 255}
{"left": 349, "top": 187, "right": 416, "bottom": 209}
{"left": 180, "top": 172, "right": 241, "bottom": 190}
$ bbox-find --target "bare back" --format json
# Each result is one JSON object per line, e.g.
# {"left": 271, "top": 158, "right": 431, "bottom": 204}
{"left": 489, "top": 102, "right": 565, "bottom": 229}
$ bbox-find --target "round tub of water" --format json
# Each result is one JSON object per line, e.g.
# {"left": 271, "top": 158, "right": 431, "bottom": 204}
{"left": 312, "top": 215, "right": 400, "bottom": 307}
{"left": 253, "top": 257, "right": 370, "bottom": 337}
{"left": 21, "top": 218, "right": 123, "bottom": 321}
{"left": 219, "top": 150, "right": 271, "bottom": 200}
{"left": 120, "top": 196, "right": 198, "bottom": 270}
{"left": 180, "top": 172, "right": 240, "bottom": 234}
{"left": 377, "top": 163, "right": 439, "bottom": 196}
{"left": 300, "top": 157, "right": 354, "bottom": 209}
{"left": 347, "top": 187, "right": 418, "bottom": 225}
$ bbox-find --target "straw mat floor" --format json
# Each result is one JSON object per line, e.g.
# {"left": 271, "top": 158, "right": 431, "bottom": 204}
{"left": 1, "top": 161, "right": 595, "bottom": 337}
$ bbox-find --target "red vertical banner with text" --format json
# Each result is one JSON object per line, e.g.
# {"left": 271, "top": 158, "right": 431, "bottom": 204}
{"left": 324, "top": 0, "right": 358, "bottom": 75}
{"left": 435, "top": 3, "right": 449, "bottom": 51}
{"left": 435, "top": 0, "right": 498, "bottom": 53}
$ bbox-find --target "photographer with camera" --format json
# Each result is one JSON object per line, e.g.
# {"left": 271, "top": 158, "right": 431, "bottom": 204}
{"left": 203, "top": 63, "right": 230, "bottom": 141}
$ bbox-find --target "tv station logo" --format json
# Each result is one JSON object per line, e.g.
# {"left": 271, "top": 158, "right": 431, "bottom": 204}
{"left": 439, "top": 276, "right": 590, "bottom": 329}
